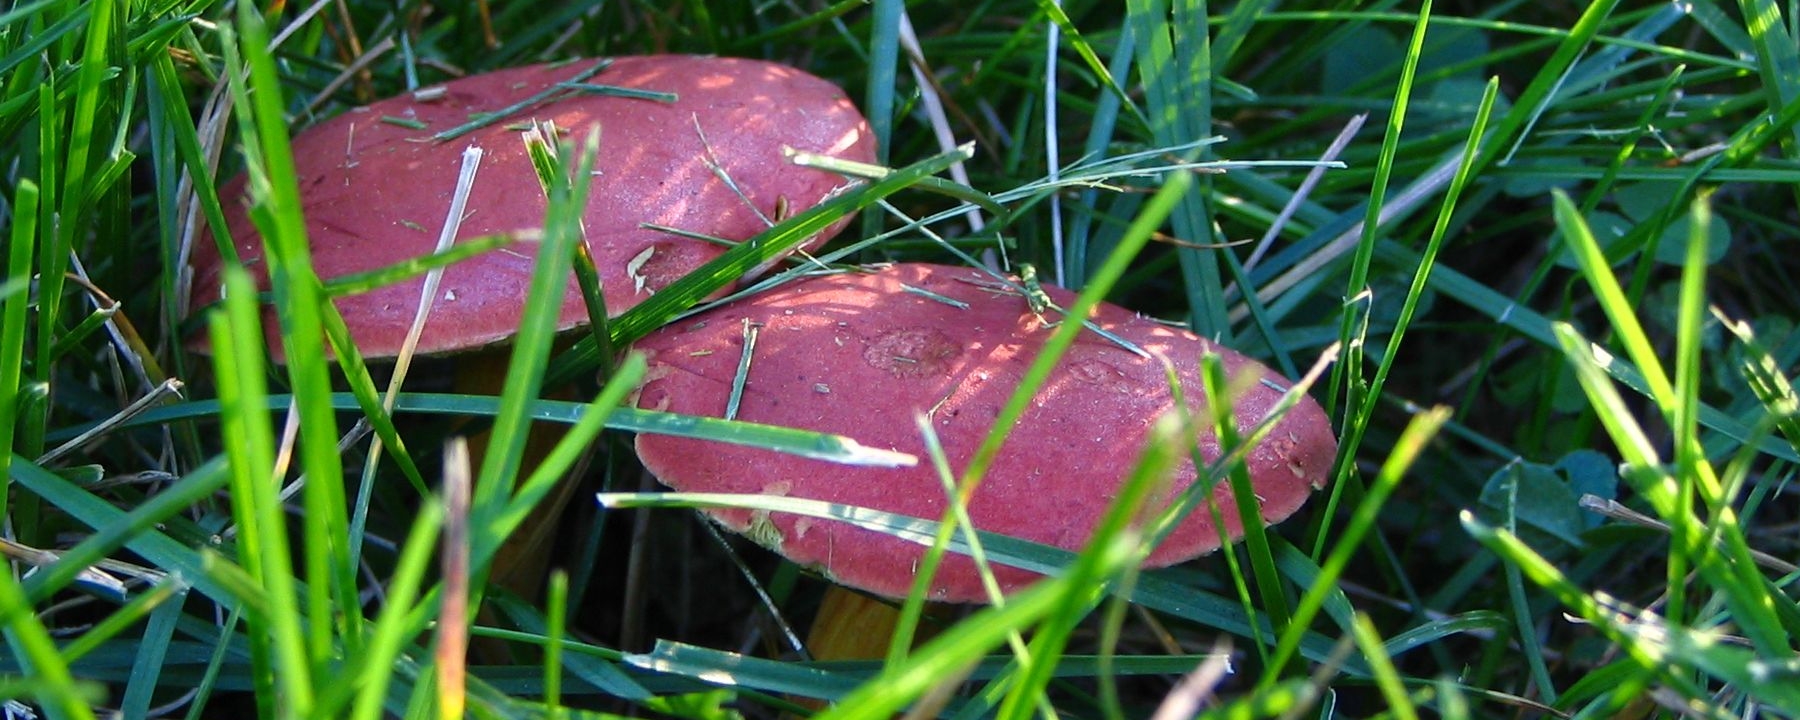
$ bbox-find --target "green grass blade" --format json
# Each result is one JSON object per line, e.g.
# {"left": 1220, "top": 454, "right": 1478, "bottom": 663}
{"left": 55, "top": 579, "right": 185, "bottom": 665}
{"left": 317, "top": 233, "right": 522, "bottom": 298}
{"left": 1666, "top": 193, "right": 1713, "bottom": 628}
{"left": 1198, "top": 354, "right": 1290, "bottom": 666}
{"left": 60, "top": 393, "right": 918, "bottom": 468}
{"left": 1349, "top": 75, "right": 1497, "bottom": 445}
{"left": 992, "top": 416, "right": 1184, "bottom": 720}
{"left": 1459, "top": 511, "right": 1780, "bottom": 710}
{"left": 0, "top": 556, "right": 95, "bottom": 720}
{"left": 13, "top": 456, "right": 230, "bottom": 604}
{"left": 116, "top": 580, "right": 190, "bottom": 720}
{"left": 226, "top": 3, "right": 360, "bottom": 672}
{"left": 1349, "top": 613, "right": 1419, "bottom": 720}
{"left": 488, "top": 595, "right": 651, "bottom": 703}
{"left": 469, "top": 127, "right": 598, "bottom": 513}
{"left": 544, "top": 572, "right": 567, "bottom": 715}
{"left": 957, "top": 164, "right": 1193, "bottom": 499}
{"left": 1477, "top": 0, "right": 1622, "bottom": 169}
{"left": 1327, "top": 0, "right": 1431, "bottom": 463}
{"left": 1716, "top": 311, "right": 1800, "bottom": 455}
{"left": 1550, "top": 322, "right": 1790, "bottom": 656}
{"left": 1127, "top": 0, "right": 1229, "bottom": 337}
{"left": 341, "top": 499, "right": 444, "bottom": 720}
{"left": 0, "top": 179, "right": 38, "bottom": 520}
{"left": 471, "top": 354, "right": 648, "bottom": 578}
{"left": 865, "top": 0, "right": 900, "bottom": 167}
{"left": 546, "top": 146, "right": 972, "bottom": 386}
{"left": 210, "top": 266, "right": 309, "bottom": 714}
{"left": 1735, "top": 0, "right": 1800, "bottom": 157}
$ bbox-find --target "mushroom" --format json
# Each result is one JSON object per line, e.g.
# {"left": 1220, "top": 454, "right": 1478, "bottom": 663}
{"left": 188, "top": 55, "right": 876, "bottom": 595}
{"left": 191, "top": 55, "right": 874, "bottom": 356}
{"left": 631, "top": 262, "right": 1338, "bottom": 657}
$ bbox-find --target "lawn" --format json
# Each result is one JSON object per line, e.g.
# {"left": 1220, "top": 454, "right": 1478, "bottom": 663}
{"left": 3, "top": 0, "right": 1799, "bottom": 718}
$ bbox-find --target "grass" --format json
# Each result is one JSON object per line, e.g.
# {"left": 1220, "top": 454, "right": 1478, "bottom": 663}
{"left": 4, "top": 0, "right": 1800, "bottom": 718}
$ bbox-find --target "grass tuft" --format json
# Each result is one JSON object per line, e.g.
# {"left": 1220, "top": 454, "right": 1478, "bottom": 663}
{"left": 6, "top": 1, "right": 1800, "bottom": 717}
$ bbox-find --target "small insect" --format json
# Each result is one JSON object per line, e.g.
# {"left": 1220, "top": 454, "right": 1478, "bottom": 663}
{"left": 960, "top": 264, "right": 1150, "bottom": 358}
{"left": 1018, "top": 263, "right": 1055, "bottom": 324}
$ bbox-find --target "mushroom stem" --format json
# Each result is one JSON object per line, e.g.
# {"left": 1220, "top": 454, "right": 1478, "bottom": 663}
{"left": 454, "top": 350, "right": 584, "bottom": 599}
{"left": 804, "top": 587, "right": 911, "bottom": 661}
{"left": 797, "top": 587, "right": 952, "bottom": 711}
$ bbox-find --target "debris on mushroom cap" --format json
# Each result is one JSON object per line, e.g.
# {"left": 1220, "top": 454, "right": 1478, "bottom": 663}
{"left": 189, "top": 55, "right": 875, "bottom": 360}
{"left": 631, "top": 263, "right": 1338, "bottom": 603}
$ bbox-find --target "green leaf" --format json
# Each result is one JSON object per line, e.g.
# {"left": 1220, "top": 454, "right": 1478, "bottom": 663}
{"left": 1478, "top": 461, "right": 1586, "bottom": 550}
{"left": 1556, "top": 449, "right": 1618, "bottom": 530}
{"left": 1612, "top": 181, "right": 1731, "bottom": 265}
{"left": 1322, "top": 24, "right": 1403, "bottom": 93}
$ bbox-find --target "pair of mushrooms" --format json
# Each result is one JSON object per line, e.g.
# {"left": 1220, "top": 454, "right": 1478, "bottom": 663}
{"left": 192, "top": 55, "right": 1336, "bottom": 655}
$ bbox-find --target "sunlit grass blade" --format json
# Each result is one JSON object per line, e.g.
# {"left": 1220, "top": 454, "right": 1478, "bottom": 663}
{"left": 956, "top": 166, "right": 1193, "bottom": 505}
{"left": 1461, "top": 510, "right": 1800, "bottom": 712}
{"left": 1666, "top": 193, "right": 1714, "bottom": 628}
{"left": 1367, "top": 239, "right": 1798, "bottom": 463}
{"left": 210, "top": 265, "right": 309, "bottom": 715}
{"left": 71, "top": 393, "right": 919, "bottom": 468}
{"left": 226, "top": 2, "right": 361, "bottom": 670}
{"left": 887, "top": 414, "right": 1015, "bottom": 664}
{"left": 1550, "top": 322, "right": 1789, "bottom": 655}
{"left": 0, "top": 533, "right": 97, "bottom": 720}
{"left": 1550, "top": 190, "right": 1681, "bottom": 424}
{"left": 467, "top": 124, "right": 597, "bottom": 532}
{"left": 521, "top": 120, "right": 615, "bottom": 380}
{"left": 546, "top": 146, "right": 971, "bottom": 386}
{"left": 342, "top": 498, "right": 445, "bottom": 720}
{"left": 1737, "top": 0, "right": 1800, "bottom": 156}
{"left": 825, "top": 413, "right": 1181, "bottom": 720}
{"left": 1715, "top": 309, "right": 1800, "bottom": 455}
{"left": 544, "top": 572, "right": 568, "bottom": 717}
{"left": 1126, "top": 0, "right": 1229, "bottom": 338}
{"left": 488, "top": 594, "right": 650, "bottom": 703}
{"left": 1349, "top": 613, "right": 1419, "bottom": 720}
{"left": 470, "top": 354, "right": 648, "bottom": 578}
{"left": 1326, "top": 0, "right": 1431, "bottom": 455}
{"left": 1553, "top": 184, "right": 1796, "bottom": 647}
{"left": 991, "top": 412, "right": 1181, "bottom": 720}
{"left": 1197, "top": 355, "right": 1289, "bottom": 666}
{"left": 1340, "top": 75, "right": 1497, "bottom": 470}
{"left": 1477, "top": 0, "right": 1623, "bottom": 168}
{"left": 317, "top": 232, "right": 524, "bottom": 298}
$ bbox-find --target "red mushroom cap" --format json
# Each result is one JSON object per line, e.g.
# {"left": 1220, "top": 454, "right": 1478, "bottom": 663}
{"left": 632, "top": 263, "right": 1338, "bottom": 602}
{"left": 189, "top": 55, "right": 874, "bottom": 359}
